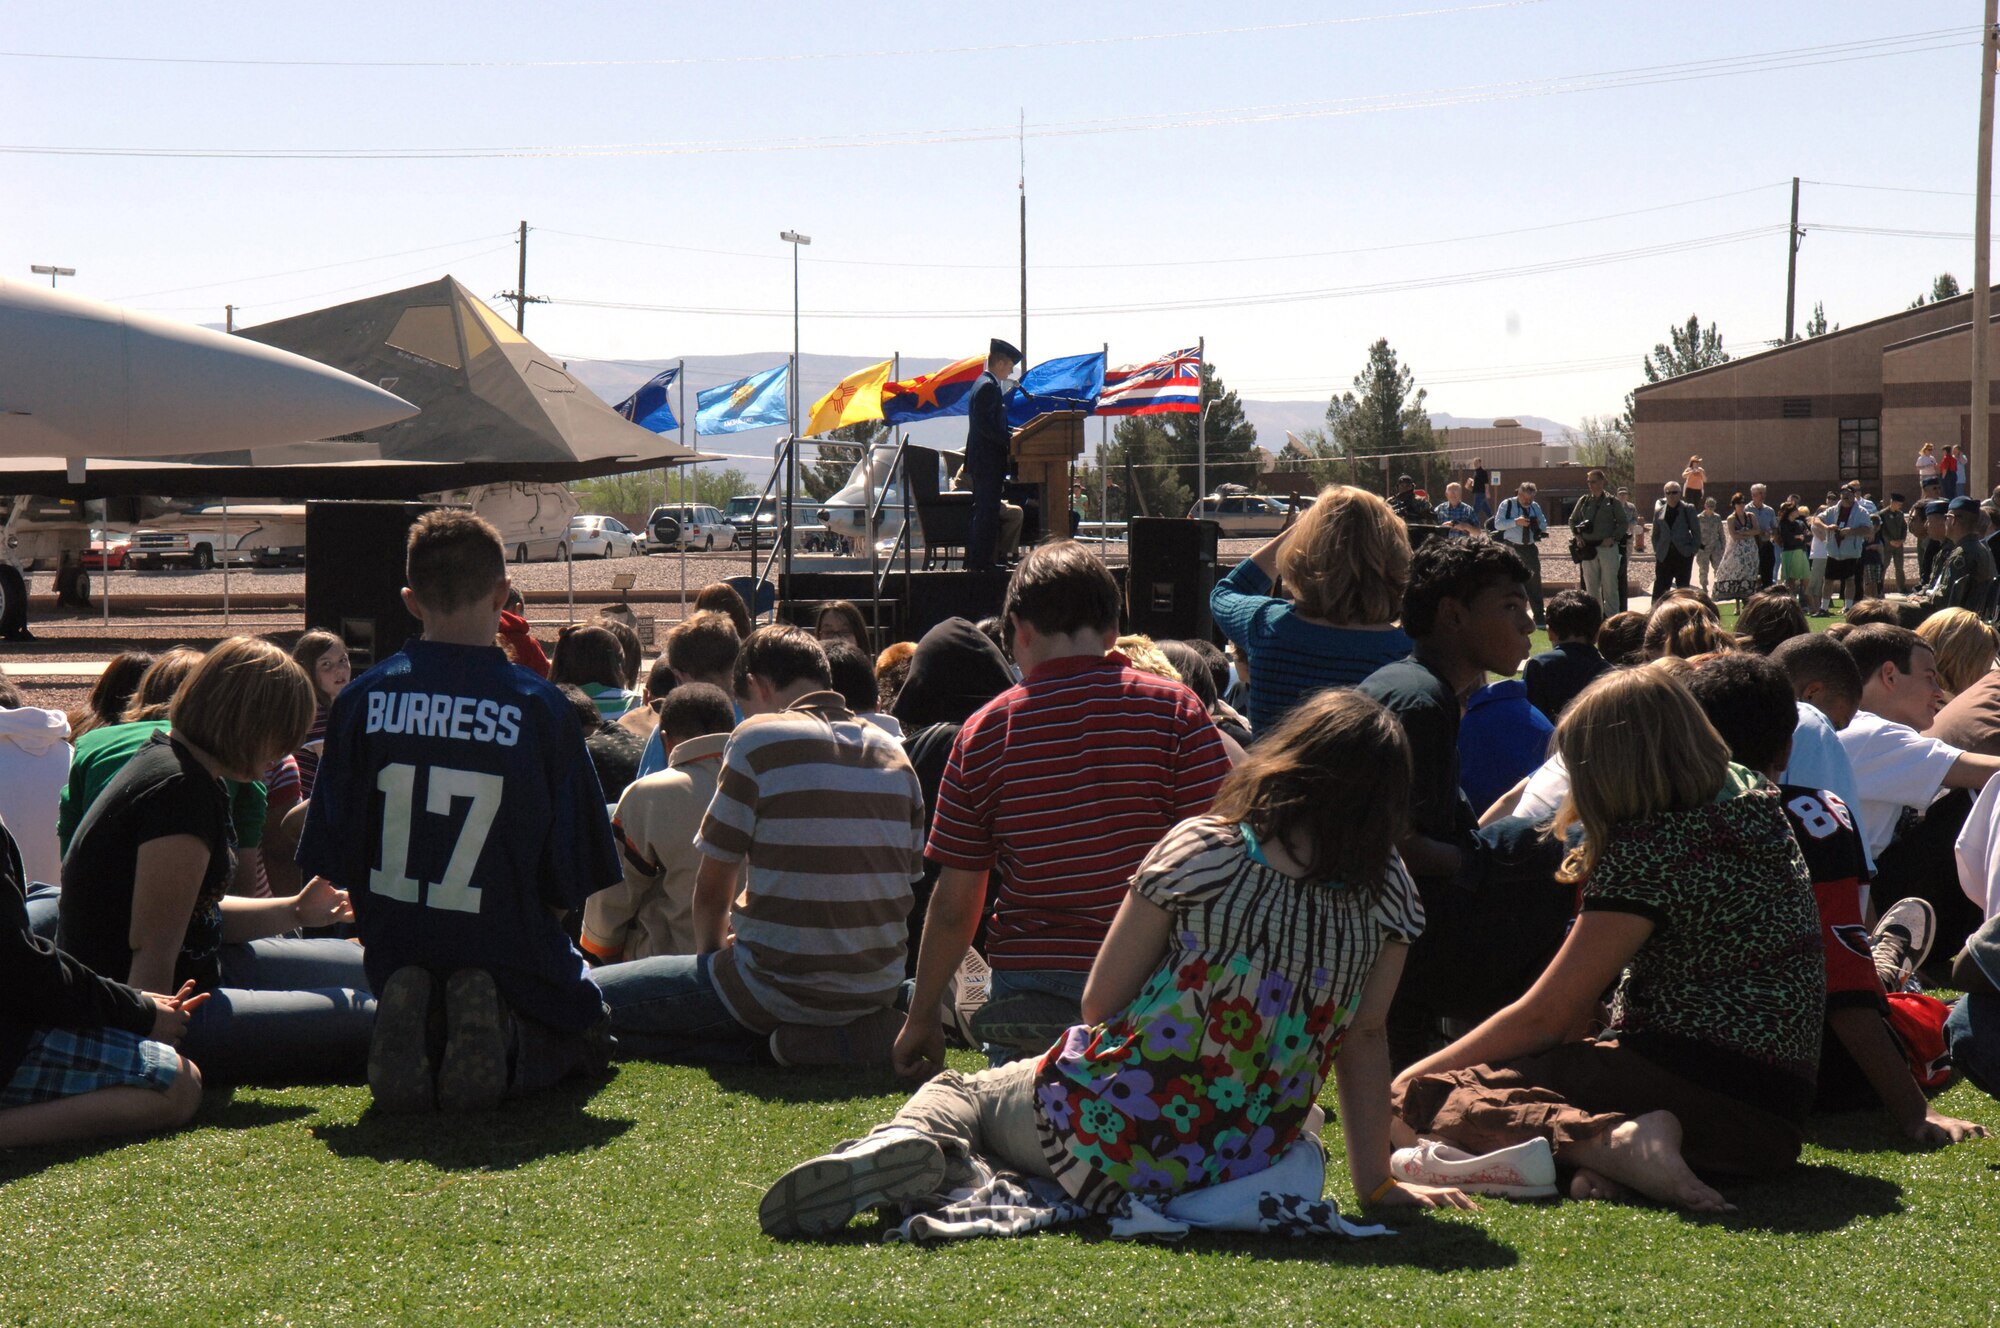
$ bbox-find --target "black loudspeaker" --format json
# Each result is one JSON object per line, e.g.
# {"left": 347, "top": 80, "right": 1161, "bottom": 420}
{"left": 305, "top": 501, "right": 444, "bottom": 670}
{"left": 1126, "top": 517, "right": 1220, "bottom": 640}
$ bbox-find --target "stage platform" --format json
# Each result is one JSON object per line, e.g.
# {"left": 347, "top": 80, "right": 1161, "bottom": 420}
{"left": 778, "top": 567, "right": 1015, "bottom": 641}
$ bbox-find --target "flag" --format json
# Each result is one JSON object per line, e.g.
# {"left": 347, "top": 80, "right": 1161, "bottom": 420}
{"left": 880, "top": 355, "right": 985, "bottom": 425}
{"left": 806, "top": 359, "right": 891, "bottom": 436}
{"left": 1005, "top": 350, "right": 1105, "bottom": 428}
{"left": 1099, "top": 346, "right": 1202, "bottom": 415}
{"left": 612, "top": 366, "right": 680, "bottom": 433}
{"left": 695, "top": 364, "right": 790, "bottom": 436}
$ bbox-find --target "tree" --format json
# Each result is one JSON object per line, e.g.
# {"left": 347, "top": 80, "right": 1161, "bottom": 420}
{"left": 1322, "top": 338, "right": 1445, "bottom": 493}
{"left": 1909, "top": 272, "right": 1962, "bottom": 309}
{"left": 1804, "top": 302, "right": 1836, "bottom": 338}
{"left": 1624, "top": 314, "right": 1730, "bottom": 429}
{"left": 1568, "top": 415, "right": 1634, "bottom": 492}
{"left": 588, "top": 465, "right": 755, "bottom": 515}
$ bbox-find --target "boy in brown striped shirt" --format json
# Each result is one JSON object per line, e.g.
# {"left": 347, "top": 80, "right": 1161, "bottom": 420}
{"left": 596, "top": 626, "right": 925, "bottom": 1066}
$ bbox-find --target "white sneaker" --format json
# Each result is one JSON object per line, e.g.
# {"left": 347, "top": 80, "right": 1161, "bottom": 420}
{"left": 1871, "top": 897, "right": 1936, "bottom": 991}
{"left": 1390, "top": 1137, "right": 1558, "bottom": 1199}
{"left": 759, "top": 1127, "right": 947, "bottom": 1238}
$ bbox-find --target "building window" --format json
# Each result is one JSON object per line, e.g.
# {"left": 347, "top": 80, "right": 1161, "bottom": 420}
{"left": 1782, "top": 397, "right": 1813, "bottom": 418}
{"left": 1839, "top": 417, "right": 1880, "bottom": 487}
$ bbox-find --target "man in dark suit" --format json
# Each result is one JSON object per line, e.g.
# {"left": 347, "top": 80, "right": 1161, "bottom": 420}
{"left": 964, "top": 338, "right": 1021, "bottom": 571}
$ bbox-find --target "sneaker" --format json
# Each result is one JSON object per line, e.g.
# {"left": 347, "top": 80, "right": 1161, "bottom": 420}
{"left": 436, "top": 969, "right": 509, "bottom": 1113}
{"left": 770, "top": 1008, "right": 906, "bottom": 1068}
{"left": 1390, "top": 1137, "right": 1558, "bottom": 1199}
{"left": 369, "top": 967, "right": 437, "bottom": 1114}
{"left": 759, "top": 1128, "right": 948, "bottom": 1238}
{"left": 1871, "top": 897, "right": 1937, "bottom": 991}
{"left": 941, "top": 949, "right": 992, "bottom": 1047}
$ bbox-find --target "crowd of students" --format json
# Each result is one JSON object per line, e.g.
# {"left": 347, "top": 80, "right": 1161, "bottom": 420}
{"left": 3, "top": 488, "right": 1999, "bottom": 1240}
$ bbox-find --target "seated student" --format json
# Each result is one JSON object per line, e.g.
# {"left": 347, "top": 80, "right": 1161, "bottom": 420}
{"left": 551, "top": 624, "right": 642, "bottom": 721}
{"left": 594, "top": 613, "right": 646, "bottom": 700}
{"left": 1458, "top": 677, "right": 1553, "bottom": 817}
{"left": 584, "top": 684, "right": 737, "bottom": 965}
{"left": 289, "top": 630, "right": 350, "bottom": 800}
{"left": 875, "top": 641, "right": 917, "bottom": 712}
{"left": 1769, "top": 634, "right": 1867, "bottom": 826}
{"left": 0, "top": 671, "right": 69, "bottom": 892}
{"left": 1595, "top": 610, "right": 1647, "bottom": 667}
{"left": 617, "top": 655, "right": 677, "bottom": 743}
{"left": 1158, "top": 639, "right": 1251, "bottom": 756}
{"left": 813, "top": 600, "right": 871, "bottom": 652}
{"left": 634, "top": 611, "right": 740, "bottom": 780}
{"left": 1835, "top": 625, "right": 2000, "bottom": 864}
{"left": 66, "top": 651, "right": 154, "bottom": 744}
{"left": 1682, "top": 654, "right": 1986, "bottom": 1146}
{"left": 1358, "top": 536, "right": 1536, "bottom": 1068}
{"left": 759, "top": 689, "right": 1475, "bottom": 1238}
{"left": 1845, "top": 598, "right": 1904, "bottom": 628}
{"left": 824, "top": 640, "right": 901, "bottom": 737}
{"left": 299, "top": 512, "right": 624, "bottom": 1112}
{"left": 59, "top": 649, "right": 272, "bottom": 899}
{"left": 1393, "top": 667, "right": 1824, "bottom": 1211}
{"left": 59, "top": 638, "right": 371, "bottom": 1084}
{"left": 887, "top": 618, "right": 1018, "bottom": 970}
{"left": 1916, "top": 606, "right": 1998, "bottom": 702}
{"left": 497, "top": 587, "right": 550, "bottom": 678}
{"left": 1729, "top": 590, "right": 1809, "bottom": 656}
{"left": 1642, "top": 598, "right": 1734, "bottom": 661}
{"left": 558, "top": 685, "right": 646, "bottom": 803}
{"left": 694, "top": 582, "right": 754, "bottom": 639}
{"left": 0, "top": 820, "right": 205, "bottom": 1148}
{"left": 1522, "top": 590, "right": 1608, "bottom": 723}
{"left": 902, "top": 543, "right": 1231, "bottom": 1073}
{"left": 1946, "top": 912, "right": 2000, "bottom": 1101}
{"left": 1210, "top": 485, "right": 1414, "bottom": 735}
{"left": 597, "top": 626, "right": 925, "bottom": 1068}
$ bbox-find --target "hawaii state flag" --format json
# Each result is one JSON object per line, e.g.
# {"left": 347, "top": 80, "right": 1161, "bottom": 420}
{"left": 1099, "top": 346, "right": 1202, "bottom": 415}
{"left": 880, "top": 355, "right": 985, "bottom": 424}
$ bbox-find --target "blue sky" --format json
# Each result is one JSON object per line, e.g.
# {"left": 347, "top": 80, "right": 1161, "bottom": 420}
{"left": 0, "top": 1, "right": 1990, "bottom": 430}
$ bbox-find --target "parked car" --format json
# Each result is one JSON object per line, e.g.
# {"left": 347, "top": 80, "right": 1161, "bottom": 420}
{"left": 725, "top": 495, "right": 844, "bottom": 553}
{"left": 1185, "top": 487, "right": 1304, "bottom": 537}
{"left": 130, "top": 503, "right": 307, "bottom": 569}
{"left": 80, "top": 528, "right": 130, "bottom": 570}
{"left": 567, "top": 515, "right": 644, "bottom": 559}
{"left": 647, "top": 503, "right": 738, "bottom": 551}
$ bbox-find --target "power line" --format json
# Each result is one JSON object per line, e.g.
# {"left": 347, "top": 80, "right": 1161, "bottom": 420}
{"left": 129, "top": 243, "right": 517, "bottom": 314}
{"left": 0, "top": 28, "right": 1972, "bottom": 161}
{"left": 543, "top": 225, "right": 1787, "bottom": 321}
{"left": 109, "top": 231, "right": 515, "bottom": 301}
{"left": 0, "top": 2, "right": 1548, "bottom": 70}
{"left": 541, "top": 182, "right": 1791, "bottom": 273}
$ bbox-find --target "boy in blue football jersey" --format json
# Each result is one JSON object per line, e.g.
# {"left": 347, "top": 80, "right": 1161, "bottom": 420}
{"left": 298, "top": 511, "right": 622, "bottom": 1112}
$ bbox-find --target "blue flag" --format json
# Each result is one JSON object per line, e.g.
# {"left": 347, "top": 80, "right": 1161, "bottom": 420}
{"left": 613, "top": 366, "right": 680, "bottom": 433}
{"left": 696, "top": 364, "right": 790, "bottom": 436}
{"left": 1006, "top": 351, "right": 1105, "bottom": 428}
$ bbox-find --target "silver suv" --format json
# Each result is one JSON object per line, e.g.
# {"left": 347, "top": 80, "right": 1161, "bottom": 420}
{"left": 1185, "top": 488, "right": 1304, "bottom": 537}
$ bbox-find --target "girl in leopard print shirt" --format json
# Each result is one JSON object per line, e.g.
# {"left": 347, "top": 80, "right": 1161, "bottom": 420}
{"left": 1392, "top": 666, "right": 1822, "bottom": 1213}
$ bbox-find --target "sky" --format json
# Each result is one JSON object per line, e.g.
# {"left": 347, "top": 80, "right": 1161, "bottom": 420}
{"left": 2, "top": 1, "right": 1993, "bottom": 444}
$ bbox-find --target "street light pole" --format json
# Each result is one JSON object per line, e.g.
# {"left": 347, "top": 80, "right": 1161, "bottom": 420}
{"left": 1974, "top": 0, "right": 1998, "bottom": 495}
{"left": 1199, "top": 398, "right": 1221, "bottom": 512}
{"left": 779, "top": 230, "right": 811, "bottom": 613}
{"left": 30, "top": 265, "right": 75, "bottom": 289}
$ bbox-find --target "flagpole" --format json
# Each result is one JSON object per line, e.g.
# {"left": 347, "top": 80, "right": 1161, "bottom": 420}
{"left": 1195, "top": 335, "right": 1207, "bottom": 510}
{"left": 1018, "top": 107, "right": 1028, "bottom": 365}
{"left": 1100, "top": 341, "right": 1110, "bottom": 543}
{"left": 677, "top": 357, "right": 687, "bottom": 618}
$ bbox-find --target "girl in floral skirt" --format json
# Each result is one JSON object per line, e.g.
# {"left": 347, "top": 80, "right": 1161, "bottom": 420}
{"left": 760, "top": 689, "right": 1476, "bottom": 1237}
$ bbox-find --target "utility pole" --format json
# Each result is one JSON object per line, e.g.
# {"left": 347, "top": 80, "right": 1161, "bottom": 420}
{"left": 1975, "top": 2, "right": 1998, "bottom": 494}
{"left": 1784, "top": 177, "right": 1802, "bottom": 343}
{"left": 1018, "top": 109, "right": 1028, "bottom": 365}
{"left": 494, "top": 220, "right": 547, "bottom": 331}
{"left": 224, "top": 304, "right": 234, "bottom": 333}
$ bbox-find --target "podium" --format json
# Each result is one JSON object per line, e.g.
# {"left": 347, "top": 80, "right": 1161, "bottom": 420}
{"left": 1010, "top": 410, "right": 1087, "bottom": 543}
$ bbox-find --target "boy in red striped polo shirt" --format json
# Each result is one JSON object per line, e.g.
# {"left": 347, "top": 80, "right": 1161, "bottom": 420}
{"left": 894, "top": 543, "right": 1231, "bottom": 1077}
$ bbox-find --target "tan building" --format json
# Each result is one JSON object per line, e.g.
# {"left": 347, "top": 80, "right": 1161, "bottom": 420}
{"left": 1437, "top": 421, "right": 1550, "bottom": 472}
{"left": 1632, "top": 291, "right": 1992, "bottom": 509}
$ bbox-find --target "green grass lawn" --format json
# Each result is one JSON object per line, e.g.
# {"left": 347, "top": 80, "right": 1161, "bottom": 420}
{"left": 3, "top": 1052, "right": 1997, "bottom": 1327}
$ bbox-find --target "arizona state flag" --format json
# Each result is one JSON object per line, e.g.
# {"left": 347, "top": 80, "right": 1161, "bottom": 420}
{"left": 880, "top": 355, "right": 985, "bottom": 424}
{"left": 806, "top": 359, "right": 891, "bottom": 436}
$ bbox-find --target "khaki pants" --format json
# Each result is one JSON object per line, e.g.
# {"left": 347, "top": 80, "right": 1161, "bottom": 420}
{"left": 1578, "top": 544, "right": 1620, "bottom": 612}
{"left": 878, "top": 1057, "right": 1055, "bottom": 1191}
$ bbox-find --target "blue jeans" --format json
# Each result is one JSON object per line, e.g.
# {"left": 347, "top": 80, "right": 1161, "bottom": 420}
{"left": 979, "top": 968, "right": 1087, "bottom": 1067}
{"left": 182, "top": 939, "right": 376, "bottom": 1084}
{"left": 593, "top": 952, "right": 769, "bottom": 1065}
{"left": 1946, "top": 993, "right": 2000, "bottom": 1097}
{"left": 24, "top": 881, "right": 58, "bottom": 942}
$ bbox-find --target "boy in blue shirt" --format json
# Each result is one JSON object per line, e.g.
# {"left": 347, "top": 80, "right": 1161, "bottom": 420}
{"left": 299, "top": 510, "right": 622, "bottom": 1113}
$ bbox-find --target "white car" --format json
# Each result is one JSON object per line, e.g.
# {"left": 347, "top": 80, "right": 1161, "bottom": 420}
{"left": 567, "top": 515, "right": 644, "bottom": 559}
{"left": 647, "top": 503, "right": 738, "bottom": 551}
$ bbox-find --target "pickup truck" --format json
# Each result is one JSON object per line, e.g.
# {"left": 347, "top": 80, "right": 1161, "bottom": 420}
{"left": 129, "top": 504, "right": 308, "bottom": 570}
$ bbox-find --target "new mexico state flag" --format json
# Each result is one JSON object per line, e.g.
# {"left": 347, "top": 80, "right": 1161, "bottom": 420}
{"left": 806, "top": 359, "right": 891, "bottom": 436}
